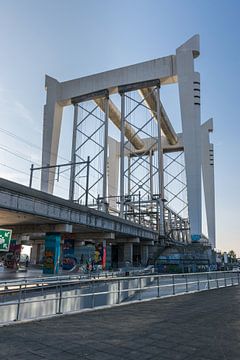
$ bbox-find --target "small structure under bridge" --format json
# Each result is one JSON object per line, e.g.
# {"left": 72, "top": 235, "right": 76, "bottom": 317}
{"left": 22, "top": 34, "right": 215, "bottom": 271}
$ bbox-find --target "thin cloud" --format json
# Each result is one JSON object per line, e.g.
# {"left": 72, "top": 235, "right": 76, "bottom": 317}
{"left": 0, "top": 85, "right": 41, "bottom": 134}
{"left": 14, "top": 101, "right": 33, "bottom": 125}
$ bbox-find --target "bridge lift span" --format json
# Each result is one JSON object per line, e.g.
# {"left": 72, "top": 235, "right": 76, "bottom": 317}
{"left": 40, "top": 34, "right": 215, "bottom": 258}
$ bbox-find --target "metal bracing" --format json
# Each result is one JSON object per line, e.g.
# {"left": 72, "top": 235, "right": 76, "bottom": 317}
{"left": 163, "top": 151, "right": 188, "bottom": 218}
{"left": 94, "top": 97, "right": 144, "bottom": 150}
{"left": 139, "top": 87, "right": 178, "bottom": 145}
{"left": 119, "top": 84, "right": 164, "bottom": 232}
{"left": 163, "top": 205, "right": 190, "bottom": 243}
{"left": 161, "top": 149, "right": 190, "bottom": 242}
{"left": 70, "top": 97, "right": 109, "bottom": 207}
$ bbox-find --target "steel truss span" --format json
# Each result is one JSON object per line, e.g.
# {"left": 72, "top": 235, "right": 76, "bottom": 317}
{"left": 40, "top": 34, "right": 215, "bottom": 248}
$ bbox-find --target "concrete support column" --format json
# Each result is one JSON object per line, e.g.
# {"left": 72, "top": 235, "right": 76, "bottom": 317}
{"left": 141, "top": 245, "right": 149, "bottom": 266}
{"left": 102, "top": 240, "right": 107, "bottom": 270}
{"left": 30, "top": 243, "right": 38, "bottom": 265}
{"left": 123, "top": 243, "right": 133, "bottom": 265}
{"left": 117, "top": 244, "right": 124, "bottom": 267}
{"left": 148, "top": 245, "right": 154, "bottom": 260}
{"left": 41, "top": 76, "right": 63, "bottom": 194}
{"left": 43, "top": 232, "right": 61, "bottom": 274}
{"left": 69, "top": 104, "right": 78, "bottom": 201}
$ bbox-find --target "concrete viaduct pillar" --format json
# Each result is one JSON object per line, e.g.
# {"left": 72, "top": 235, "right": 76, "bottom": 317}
{"left": 140, "top": 245, "right": 149, "bottom": 266}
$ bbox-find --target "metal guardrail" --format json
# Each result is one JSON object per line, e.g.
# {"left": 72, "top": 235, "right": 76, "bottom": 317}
{"left": 0, "top": 267, "right": 151, "bottom": 290}
{"left": 0, "top": 271, "right": 239, "bottom": 325}
{"left": 0, "top": 272, "right": 115, "bottom": 288}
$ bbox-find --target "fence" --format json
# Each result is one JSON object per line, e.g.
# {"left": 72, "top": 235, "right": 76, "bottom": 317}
{"left": 0, "top": 271, "right": 239, "bottom": 325}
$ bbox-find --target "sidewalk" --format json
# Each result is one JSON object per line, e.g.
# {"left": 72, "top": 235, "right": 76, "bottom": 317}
{"left": 0, "top": 286, "right": 239, "bottom": 360}
{"left": 0, "top": 266, "right": 42, "bottom": 280}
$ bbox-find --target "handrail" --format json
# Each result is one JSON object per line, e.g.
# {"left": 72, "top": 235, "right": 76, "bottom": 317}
{"left": 0, "top": 269, "right": 235, "bottom": 286}
{"left": 0, "top": 271, "right": 239, "bottom": 325}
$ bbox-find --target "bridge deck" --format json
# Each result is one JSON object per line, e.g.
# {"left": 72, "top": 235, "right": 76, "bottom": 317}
{"left": 0, "top": 286, "right": 239, "bottom": 360}
{"left": 0, "top": 178, "right": 158, "bottom": 240}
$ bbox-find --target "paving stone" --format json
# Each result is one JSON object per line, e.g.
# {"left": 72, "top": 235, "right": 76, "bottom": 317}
{"left": 0, "top": 286, "right": 240, "bottom": 360}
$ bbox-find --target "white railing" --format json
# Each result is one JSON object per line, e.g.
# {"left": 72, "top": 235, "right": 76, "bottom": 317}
{"left": 0, "top": 271, "right": 239, "bottom": 325}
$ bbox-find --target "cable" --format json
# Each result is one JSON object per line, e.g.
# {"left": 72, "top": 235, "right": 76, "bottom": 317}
{"left": 0, "top": 162, "right": 39, "bottom": 179}
{"left": 0, "top": 145, "right": 40, "bottom": 165}
{"left": 0, "top": 143, "right": 71, "bottom": 182}
{"left": 0, "top": 127, "right": 70, "bottom": 163}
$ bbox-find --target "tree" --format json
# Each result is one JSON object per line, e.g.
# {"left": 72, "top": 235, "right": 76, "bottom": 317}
{"left": 228, "top": 250, "right": 237, "bottom": 263}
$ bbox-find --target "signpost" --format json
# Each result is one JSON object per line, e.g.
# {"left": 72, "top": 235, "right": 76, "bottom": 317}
{"left": 0, "top": 229, "right": 12, "bottom": 251}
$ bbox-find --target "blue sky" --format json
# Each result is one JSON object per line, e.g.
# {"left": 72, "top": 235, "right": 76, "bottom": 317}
{"left": 0, "top": 0, "right": 239, "bottom": 254}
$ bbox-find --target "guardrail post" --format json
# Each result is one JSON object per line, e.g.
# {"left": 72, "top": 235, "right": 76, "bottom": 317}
{"left": 207, "top": 273, "right": 210, "bottom": 290}
{"left": 91, "top": 282, "right": 95, "bottom": 308}
{"left": 16, "top": 285, "right": 22, "bottom": 321}
{"left": 231, "top": 272, "right": 234, "bottom": 286}
{"left": 138, "top": 278, "right": 142, "bottom": 301}
{"left": 185, "top": 275, "right": 188, "bottom": 293}
{"left": 57, "top": 283, "right": 62, "bottom": 314}
{"left": 172, "top": 275, "right": 175, "bottom": 295}
{"left": 24, "top": 279, "right": 27, "bottom": 300}
{"left": 157, "top": 276, "right": 160, "bottom": 297}
{"left": 117, "top": 279, "right": 121, "bottom": 304}
{"left": 224, "top": 272, "right": 227, "bottom": 287}
{"left": 238, "top": 272, "right": 240, "bottom": 285}
{"left": 216, "top": 272, "right": 219, "bottom": 288}
{"left": 197, "top": 274, "right": 200, "bottom": 291}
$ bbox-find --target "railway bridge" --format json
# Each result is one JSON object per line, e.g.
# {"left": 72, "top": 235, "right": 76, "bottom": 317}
{"left": 0, "top": 34, "right": 216, "bottom": 272}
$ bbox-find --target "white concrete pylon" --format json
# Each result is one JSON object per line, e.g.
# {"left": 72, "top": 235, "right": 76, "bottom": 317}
{"left": 201, "top": 119, "right": 216, "bottom": 248}
{"left": 176, "top": 35, "right": 202, "bottom": 242}
{"left": 41, "top": 76, "right": 63, "bottom": 194}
